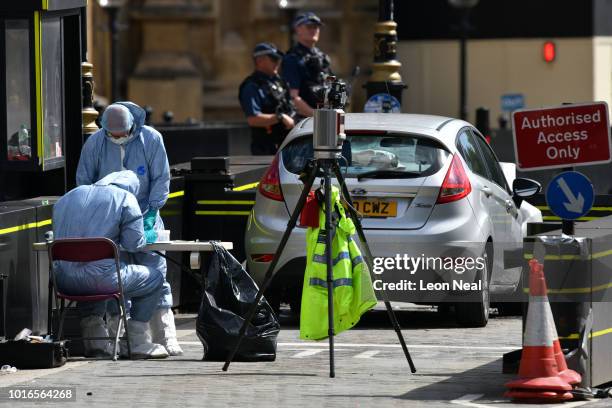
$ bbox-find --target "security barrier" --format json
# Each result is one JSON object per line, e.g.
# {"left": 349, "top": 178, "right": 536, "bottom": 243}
{"left": 178, "top": 156, "right": 270, "bottom": 310}
{"left": 158, "top": 123, "right": 251, "bottom": 165}
{"left": 510, "top": 216, "right": 612, "bottom": 387}
{"left": 0, "top": 198, "right": 56, "bottom": 338}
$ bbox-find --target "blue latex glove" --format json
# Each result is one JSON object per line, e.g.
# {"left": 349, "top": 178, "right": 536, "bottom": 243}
{"left": 143, "top": 209, "right": 157, "bottom": 233}
{"left": 145, "top": 229, "right": 157, "bottom": 244}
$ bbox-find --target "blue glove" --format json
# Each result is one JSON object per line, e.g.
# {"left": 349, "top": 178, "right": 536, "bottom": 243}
{"left": 145, "top": 229, "right": 158, "bottom": 244}
{"left": 143, "top": 209, "right": 157, "bottom": 233}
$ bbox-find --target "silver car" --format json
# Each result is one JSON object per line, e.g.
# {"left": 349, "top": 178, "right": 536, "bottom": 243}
{"left": 245, "top": 113, "right": 541, "bottom": 327}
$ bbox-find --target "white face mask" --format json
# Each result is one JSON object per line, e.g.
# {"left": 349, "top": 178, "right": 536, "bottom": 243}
{"left": 108, "top": 136, "right": 130, "bottom": 145}
{"left": 105, "top": 124, "right": 136, "bottom": 145}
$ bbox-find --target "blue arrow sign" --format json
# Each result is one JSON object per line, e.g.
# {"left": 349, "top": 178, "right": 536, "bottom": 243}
{"left": 364, "top": 93, "right": 401, "bottom": 113}
{"left": 546, "top": 171, "right": 594, "bottom": 220}
{"left": 501, "top": 93, "right": 525, "bottom": 112}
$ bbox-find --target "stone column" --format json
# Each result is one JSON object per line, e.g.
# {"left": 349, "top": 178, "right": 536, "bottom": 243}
{"left": 127, "top": 0, "right": 207, "bottom": 123}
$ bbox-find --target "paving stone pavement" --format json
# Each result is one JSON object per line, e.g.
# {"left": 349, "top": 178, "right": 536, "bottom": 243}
{"left": 0, "top": 308, "right": 607, "bottom": 408}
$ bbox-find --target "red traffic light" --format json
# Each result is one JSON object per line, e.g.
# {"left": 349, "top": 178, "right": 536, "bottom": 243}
{"left": 543, "top": 41, "right": 556, "bottom": 63}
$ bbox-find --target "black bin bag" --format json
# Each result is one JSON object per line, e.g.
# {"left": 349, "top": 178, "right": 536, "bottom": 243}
{"left": 196, "top": 242, "right": 280, "bottom": 361}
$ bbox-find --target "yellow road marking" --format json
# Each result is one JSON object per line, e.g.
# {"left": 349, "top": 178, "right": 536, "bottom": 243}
{"left": 197, "top": 200, "right": 255, "bottom": 205}
{"left": 0, "top": 219, "right": 52, "bottom": 235}
{"left": 536, "top": 205, "right": 612, "bottom": 212}
{"left": 232, "top": 182, "right": 259, "bottom": 192}
{"left": 168, "top": 191, "right": 184, "bottom": 199}
{"left": 195, "top": 211, "right": 251, "bottom": 216}
{"left": 560, "top": 327, "right": 612, "bottom": 340}
{"left": 542, "top": 216, "right": 598, "bottom": 221}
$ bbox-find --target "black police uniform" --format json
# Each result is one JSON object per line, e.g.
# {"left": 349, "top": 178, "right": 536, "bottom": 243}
{"left": 238, "top": 71, "right": 295, "bottom": 155}
{"left": 282, "top": 42, "right": 333, "bottom": 109}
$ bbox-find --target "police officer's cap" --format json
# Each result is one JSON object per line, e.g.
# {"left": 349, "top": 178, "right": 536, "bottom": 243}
{"left": 252, "top": 42, "right": 284, "bottom": 60}
{"left": 293, "top": 11, "right": 323, "bottom": 28}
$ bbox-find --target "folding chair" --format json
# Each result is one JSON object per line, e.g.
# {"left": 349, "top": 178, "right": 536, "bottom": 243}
{"left": 47, "top": 237, "right": 131, "bottom": 360}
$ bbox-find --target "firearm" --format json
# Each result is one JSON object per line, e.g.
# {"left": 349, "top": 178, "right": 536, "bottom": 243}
{"left": 275, "top": 93, "right": 296, "bottom": 120}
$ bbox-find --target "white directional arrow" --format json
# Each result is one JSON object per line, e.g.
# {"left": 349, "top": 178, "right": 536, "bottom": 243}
{"left": 557, "top": 177, "right": 585, "bottom": 214}
{"left": 450, "top": 394, "right": 490, "bottom": 408}
{"left": 291, "top": 349, "right": 323, "bottom": 358}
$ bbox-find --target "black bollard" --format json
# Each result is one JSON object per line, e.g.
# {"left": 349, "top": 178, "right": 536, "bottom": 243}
{"left": 475, "top": 107, "right": 490, "bottom": 136}
{"left": 144, "top": 106, "right": 154, "bottom": 126}
{"left": 163, "top": 111, "right": 174, "bottom": 124}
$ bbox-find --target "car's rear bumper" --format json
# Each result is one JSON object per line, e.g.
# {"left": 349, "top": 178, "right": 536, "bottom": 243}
{"left": 245, "top": 198, "right": 487, "bottom": 303}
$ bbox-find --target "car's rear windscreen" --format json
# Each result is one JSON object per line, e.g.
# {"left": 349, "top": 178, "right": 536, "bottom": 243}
{"left": 282, "top": 132, "right": 451, "bottom": 178}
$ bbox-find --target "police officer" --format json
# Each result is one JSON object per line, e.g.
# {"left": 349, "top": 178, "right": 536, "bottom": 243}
{"left": 239, "top": 43, "right": 296, "bottom": 155}
{"left": 282, "top": 11, "right": 332, "bottom": 118}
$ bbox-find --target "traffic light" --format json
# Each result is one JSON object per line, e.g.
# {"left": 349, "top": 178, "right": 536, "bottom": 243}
{"left": 543, "top": 41, "right": 556, "bottom": 63}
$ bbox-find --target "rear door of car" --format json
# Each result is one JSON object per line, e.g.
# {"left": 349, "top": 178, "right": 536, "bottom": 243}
{"left": 470, "top": 128, "right": 523, "bottom": 288}
{"left": 455, "top": 128, "right": 502, "bottom": 242}
{"left": 458, "top": 128, "right": 510, "bottom": 286}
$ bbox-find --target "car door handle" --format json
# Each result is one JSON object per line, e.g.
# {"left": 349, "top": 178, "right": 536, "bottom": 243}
{"left": 505, "top": 200, "right": 518, "bottom": 217}
{"left": 481, "top": 186, "right": 492, "bottom": 197}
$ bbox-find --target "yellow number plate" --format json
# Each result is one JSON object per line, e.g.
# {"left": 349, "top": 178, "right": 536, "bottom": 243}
{"left": 352, "top": 199, "right": 397, "bottom": 218}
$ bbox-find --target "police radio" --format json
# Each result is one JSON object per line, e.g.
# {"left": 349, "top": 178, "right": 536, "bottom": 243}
{"left": 313, "top": 76, "right": 347, "bottom": 160}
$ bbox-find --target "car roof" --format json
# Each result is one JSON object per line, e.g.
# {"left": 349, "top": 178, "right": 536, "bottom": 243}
{"left": 288, "top": 113, "right": 471, "bottom": 149}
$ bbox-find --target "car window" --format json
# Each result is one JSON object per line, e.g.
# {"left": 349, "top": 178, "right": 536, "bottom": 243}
{"left": 455, "top": 129, "right": 488, "bottom": 179}
{"left": 282, "top": 133, "right": 450, "bottom": 178}
{"left": 470, "top": 130, "right": 509, "bottom": 191}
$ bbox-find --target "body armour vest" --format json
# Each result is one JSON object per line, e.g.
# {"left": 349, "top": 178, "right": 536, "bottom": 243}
{"left": 286, "top": 44, "right": 332, "bottom": 108}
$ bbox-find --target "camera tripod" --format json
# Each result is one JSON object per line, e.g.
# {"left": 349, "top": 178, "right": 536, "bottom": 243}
{"left": 222, "top": 156, "right": 416, "bottom": 378}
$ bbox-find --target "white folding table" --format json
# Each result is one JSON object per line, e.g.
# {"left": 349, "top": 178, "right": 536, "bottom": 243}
{"left": 33, "top": 240, "right": 233, "bottom": 270}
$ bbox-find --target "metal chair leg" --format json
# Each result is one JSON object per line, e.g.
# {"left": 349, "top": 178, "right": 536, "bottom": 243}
{"left": 57, "top": 299, "right": 68, "bottom": 341}
{"left": 112, "top": 298, "right": 123, "bottom": 361}
{"left": 120, "top": 300, "right": 131, "bottom": 359}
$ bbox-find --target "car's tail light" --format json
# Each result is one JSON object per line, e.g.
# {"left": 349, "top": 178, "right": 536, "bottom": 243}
{"left": 436, "top": 154, "right": 472, "bottom": 204}
{"left": 258, "top": 154, "right": 283, "bottom": 201}
{"left": 251, "top": 254, "right": 275, "bottom": 263}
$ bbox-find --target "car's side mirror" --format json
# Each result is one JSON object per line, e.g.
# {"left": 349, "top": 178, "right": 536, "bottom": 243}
{"left": 512, "top": 178, "right": 541, "bottom": 206}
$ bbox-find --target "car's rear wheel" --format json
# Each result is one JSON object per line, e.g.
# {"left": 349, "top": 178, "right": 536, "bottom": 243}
{"left": 264, "top": 288, "right": 282, "bottom": 316}
{"left": 455, "top": 250, "right": 490, "bottom": 327}
{"left": 246, "top": 263, "right": 281, "bottom": 315}
{"left": 288, "top": 285, "right": 302, "bottom": 317}
{"left": 495, "top": 265, "right": 526, "bottom": 316}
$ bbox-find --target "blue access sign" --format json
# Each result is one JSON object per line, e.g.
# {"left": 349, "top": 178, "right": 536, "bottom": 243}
{"left": 501, "top": 93, "right": 525, "bottom": 112}
{"left": 364, "top": 93, "right": 401, "bottom": 113}
{"left": 545, "top": 171, "right": 594, "bottom": 220}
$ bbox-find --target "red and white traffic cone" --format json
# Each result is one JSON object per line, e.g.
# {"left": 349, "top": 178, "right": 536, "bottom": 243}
{"left": 505, "top": 259, "right": 573, "bottom": 402}
{"left": 547, "top": 302, "right": 582, "bottom": 386}
{"left": 504, "top": 389, "right": 573, "bottom": 403}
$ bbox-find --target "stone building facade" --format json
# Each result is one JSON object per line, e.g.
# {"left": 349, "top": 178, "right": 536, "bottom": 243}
{"left": 88, "top": 0, "right": 378, "bottom": 123}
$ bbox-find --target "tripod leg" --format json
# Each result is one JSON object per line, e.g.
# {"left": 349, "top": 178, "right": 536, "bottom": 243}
{"left": 222, "top": 161, "right": 319, "bottom": 372}
{"left": 322, "top": 161, "right": 335, "bottom": 378}
{"left": 333, "top": 163, "right": 416, "bottom": 373}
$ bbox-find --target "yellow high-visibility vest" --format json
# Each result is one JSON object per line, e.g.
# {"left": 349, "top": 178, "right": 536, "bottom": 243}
{"left": 300, "top": 186, "right": 377, "bottom": 340}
